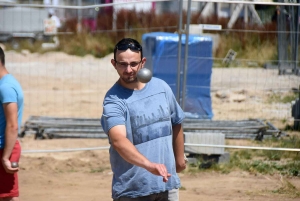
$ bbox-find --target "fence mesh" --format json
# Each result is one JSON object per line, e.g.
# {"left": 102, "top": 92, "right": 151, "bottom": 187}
{"left": 0, "top": 1, "right": 299, "bottom": 150}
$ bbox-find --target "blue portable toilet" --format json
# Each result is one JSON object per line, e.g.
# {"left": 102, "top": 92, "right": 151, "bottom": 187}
{"left": 142, "top": 32, "right": 213, "bottom": 119}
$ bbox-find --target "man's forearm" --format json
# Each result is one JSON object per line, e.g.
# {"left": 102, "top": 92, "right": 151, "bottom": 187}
{"left": 172, "top": 124, "right": 186, "bottom": 172}
{"left": 108, "top": 125, "right": 171, "bottom": 181}
{"left": 2, "top": 126, "right": 18, "bottom": 161}
{"left": 2, "top": 102, "right": 19, "bottom": 162}
{"left": 112, "top": 136, "right": 152, "bottom": 169}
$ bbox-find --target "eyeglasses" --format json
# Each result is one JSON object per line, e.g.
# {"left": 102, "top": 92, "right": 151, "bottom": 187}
{"left": 115, "top": 60, "right": 142, "bottom": 69}
{"left": 115, "top": 43, "right": 142, "bottom": 52}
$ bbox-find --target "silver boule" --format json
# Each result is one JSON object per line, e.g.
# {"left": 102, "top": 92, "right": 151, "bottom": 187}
{"left": 137, "top": 68, "right": 152, "bottom": 83}
{"left": 11, "top": 162, "right": 19, "bottom": 168}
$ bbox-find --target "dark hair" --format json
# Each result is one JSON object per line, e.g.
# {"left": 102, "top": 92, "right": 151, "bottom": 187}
{"left": 0, "top": 46, "right": 4, "bottom": 66}
{"left": 114, "top": 38, "right": 143, "bottom": 61}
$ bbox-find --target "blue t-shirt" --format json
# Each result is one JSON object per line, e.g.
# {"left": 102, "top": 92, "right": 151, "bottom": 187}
{"left": 101, "top": 77, "right": 185, "bottom": 199}
{"left": 0, "top": 74, "right": 24, "bottom": 149}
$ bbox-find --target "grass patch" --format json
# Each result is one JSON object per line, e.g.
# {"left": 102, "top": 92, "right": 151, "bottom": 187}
{"left": 238, "top": 149, "right": 253, "bottom": 160}
{"left": 58, "top": 33, "right": 115, "bottom": 58}
{"left": 214, "top": 33, "right": 277, "bottom": 68}
{"left": 272, "top": 178, "right": 300, "bottom": 198}
{"left": 4, "top": 38, "right": 45, "bottom": 53}
{"left": 179, "top": 186, "right": 186, "bottom": 191}
{"left": 267, "top": 92, "right": 298, "bottom": 104}
{"left": 90, "top": 167, "right": 106, "bottom": 173}
{"left": 187, "top": 135, "right": 300, "bottom": 177}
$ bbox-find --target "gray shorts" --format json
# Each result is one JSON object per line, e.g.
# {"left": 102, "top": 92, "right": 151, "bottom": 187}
{"left": 113, "top": 188, "right": 179, "bottom": 201}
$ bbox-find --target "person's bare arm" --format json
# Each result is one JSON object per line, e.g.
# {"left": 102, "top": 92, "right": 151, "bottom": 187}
{"left": 109, "top": 125, "right": 171, "bottom": 182}
{"left": 172, "top": 124, "right": 186, "bottom": 173}
{"left": 2, "top": 102, "right": 19, "bottom": 174}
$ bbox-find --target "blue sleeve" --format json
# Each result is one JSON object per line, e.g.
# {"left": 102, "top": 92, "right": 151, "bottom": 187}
{"left": 161, "top": 81, "right": 185, "bottom": 125}
{"left": 101, "top": 95, "right": 126, "bottom": 134}
{"left": 0, "top": 84, "right": 17, "bottom": 104}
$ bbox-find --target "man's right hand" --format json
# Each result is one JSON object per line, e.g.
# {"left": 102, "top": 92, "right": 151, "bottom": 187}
{"left": 146, "top": 162, "right": 171, "bottom": 182}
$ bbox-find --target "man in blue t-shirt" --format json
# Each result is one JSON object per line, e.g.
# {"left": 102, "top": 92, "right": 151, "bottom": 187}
{"left": 0, "top": 47, "right": 24, "bottom": 201}
{"left": 101, "top": 38, "right": 186, "bottom": 201}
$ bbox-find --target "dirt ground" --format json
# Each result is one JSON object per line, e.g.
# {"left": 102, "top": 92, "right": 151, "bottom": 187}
{"left": 3, "top": 49, "right": 300, "bottom": 201}
{"left": 18, "top": 136, "right": 300, "bottom": 201}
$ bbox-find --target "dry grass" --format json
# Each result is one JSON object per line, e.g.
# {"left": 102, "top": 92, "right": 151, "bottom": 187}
{"left": 271, "top": 176, "right": 300, "bottom": 198}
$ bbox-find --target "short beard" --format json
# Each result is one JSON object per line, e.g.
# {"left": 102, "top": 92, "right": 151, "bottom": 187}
{"left": 121, "top": 75, "right": 138, "bottom": 84}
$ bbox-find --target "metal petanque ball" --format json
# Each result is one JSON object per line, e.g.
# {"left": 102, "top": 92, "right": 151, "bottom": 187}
{"left": 137, "top": 68, "right": 152, "bottom": 83}
{"left": 11, "top": 162, "right": 19, "bottom": 168}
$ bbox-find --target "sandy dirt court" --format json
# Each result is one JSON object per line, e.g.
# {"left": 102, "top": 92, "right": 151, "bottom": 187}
{"left": 18, "top": 136, "right": 300, "bottom": 201}
{"left": 3, "top": 50, "right": 300, "bottom": 200}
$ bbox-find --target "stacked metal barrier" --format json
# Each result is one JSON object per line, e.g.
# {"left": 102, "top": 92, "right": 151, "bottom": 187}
{"left": 20, "top": 116, "right": 105, "bottom": 139}
{"left": 20, "top": 116, "right": 283, "bottom": 140}
{"left": 183, "top": 118, "right": 282, "bottom": 140}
